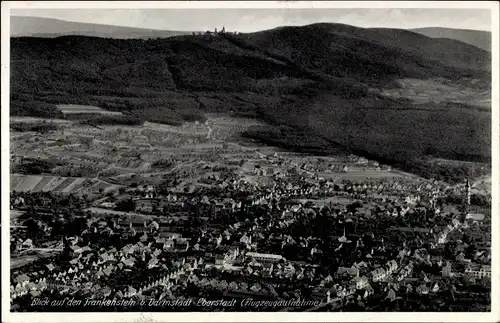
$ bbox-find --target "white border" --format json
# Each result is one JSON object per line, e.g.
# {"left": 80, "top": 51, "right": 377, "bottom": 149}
{"left": 1, "top": 1, "right": 499, "bottom": 323}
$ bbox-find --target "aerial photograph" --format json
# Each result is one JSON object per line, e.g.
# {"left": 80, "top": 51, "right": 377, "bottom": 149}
{"left": 7, "top": 4, "right": 493, "bottom": 314}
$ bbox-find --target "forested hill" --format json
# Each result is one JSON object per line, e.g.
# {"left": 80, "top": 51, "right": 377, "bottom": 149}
{"left": 10, "top": 23, "right": 492, "bottom": 181}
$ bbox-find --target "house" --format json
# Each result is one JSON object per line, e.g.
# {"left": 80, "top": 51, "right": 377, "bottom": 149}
{"left": 21, "top": 239, "right": 33, "bottom": 249}
{"left": 466, "top": 213, "right": 485, "bottom": 221}
{"left": 351, "top": 275, "right": 369, "bottom": 289}
{"left": 386, "top": 260, "right": 398, "bottom": 274}
{"left": 262, "top": 263, "right": 274, "bottom": 277}
{"left": 465, "top": 264, "right": 491, "bottom": 278}
{"left": 163, "top": 239, "right": 175, "bottom": 250}
{"left": 441, "top": 261, "right": 455, "bottom": 277}
{"left": 214, "top": 252, "right": 225, "bottom": 265}
{"left": 283, "top": 263, "right": 296, "bottom": 276}
{"left": 345, "top": 282, "right": 357, "bottom": 296}
{"left": 124, "top": 286, "right": 137, "bottom": 298}
{"left": 416, "top": 284, "right": 429, "bottom": 295}
{"left": 240, "top": 234, "right": 252, "bottom": 247}
{"left": 69, "top": 258, "right": 79, "bottom": 265}
{"left": 363, "top": 284, "right": 375, "bottom": 298}
{"left": 245, "top": 252, "right": 284, "bottom": 263}
{"left": 225, "top": 246, "right": 240, "bottom": 262}
{"left": 330, "top": 284, "right": 346, "bottom": 298}
{"left": 14, "top": 274, "right": 30, "bottom": 286}
{"left": 102, "top": 286, "right": 112, "bottom": 297}
{"left": 115, "top": 290, "right": 124, "bottom": 299}
{"left": 98, "top": 252, "right": 113, "bottom": 264}
{"left": 370, "top": 267, "right": 387, "bottom": 282}
{"left": 175, "top": 239, "right": 189, "bottom": 252}
{"left": 337, "top": 266, "right": 359, "bottom": 278}
{"left": 158, "top": 231, "right": 182, "bottom": 240}
{"left": 397, "top": 262, "right": 414, "bottom": 281}
{"left": 122, "top": 257, "right": 136, "bottom": 267}
{"left": 103, "top": 266, "right": 114, "bottom": 277}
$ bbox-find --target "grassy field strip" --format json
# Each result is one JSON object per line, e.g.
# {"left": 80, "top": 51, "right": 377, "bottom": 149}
{"left": 61, "top": 177, "right": 86, "bottom": 193}
{"left": 9, "top": 175, "right": 120, "bottom": 195}
{"left": 31, "top": 176, "right": 55, "bottom": 192}
{"left": 16, "top": 175, "right": 43, "bottom": 192}
{"left": 10, "top": 175, "right": 22, "bottom": 189}
{"left": 10, "top": 116, "right": 71, "bottom": 124}
{"left": 52, "top": 177, "right": 77, "bottom": 192}
{"left": 69, "top": 179, "right": 92, "bottom": 193}
{"left": 105, "top": 184, "right": 122, "bottom": 193}
{"left": 41, "top": 177, "right": 67, "bottom": 192}
{"left": 57, "top": 104, "right": 123, "bottom": 115}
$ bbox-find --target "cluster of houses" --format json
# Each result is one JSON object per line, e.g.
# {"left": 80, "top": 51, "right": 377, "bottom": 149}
{"left": 10, "top": 146, "right": 491, "bottom": 311}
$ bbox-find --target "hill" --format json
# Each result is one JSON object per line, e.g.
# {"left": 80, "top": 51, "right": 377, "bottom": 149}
{"left": 410, "top": 27, "right": 491, "bottom": 52}
{"left": 10, "top": 16, "right": 191, "bottom": 39}
{"left": 10, "top": 23, "right": 492, "bottom": 182}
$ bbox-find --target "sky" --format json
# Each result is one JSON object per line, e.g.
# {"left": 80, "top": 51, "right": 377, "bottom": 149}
{"left": 10, "top": 8, "right": 492, "bottom": 32}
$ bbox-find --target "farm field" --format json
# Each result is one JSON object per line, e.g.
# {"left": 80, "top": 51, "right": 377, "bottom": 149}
{"left": 56, "top": 104, "right": 123, "bottom": 115}
{"left": 13, "top": 175, "right": 43, "bottom": 192}
{"left": 381, "top": 78, "right": 491, "bottom": 109}
{"left": 10, "top": 174, "right": 122, "bottom": 195}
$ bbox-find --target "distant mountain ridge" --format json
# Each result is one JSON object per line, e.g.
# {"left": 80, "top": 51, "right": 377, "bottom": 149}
{"left": 10, "top": 16, "right": 192, "bottom": 39}
{"left": 411, "top": 27, "right": 491, "bottom": 52}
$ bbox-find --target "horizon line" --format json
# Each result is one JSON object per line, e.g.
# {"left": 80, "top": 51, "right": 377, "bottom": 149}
{"left": 10, "top": 15, "right": 493, "bottom": 33}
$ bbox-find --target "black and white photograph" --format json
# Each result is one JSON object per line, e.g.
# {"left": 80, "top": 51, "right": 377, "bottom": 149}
{"left": 1, "top": 1, "right": 498, "bottom": 321}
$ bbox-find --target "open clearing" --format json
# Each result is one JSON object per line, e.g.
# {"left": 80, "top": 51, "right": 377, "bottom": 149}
{"left": 57, "top": 104, "right": 123, "bottom": 115}
{"left": 381, "top": 78, "right": 490, "bottom": 109}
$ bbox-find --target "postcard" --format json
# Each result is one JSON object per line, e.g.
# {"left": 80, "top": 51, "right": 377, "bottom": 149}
{"left": 1, "top": 1, "right": 498, "bottom": 322}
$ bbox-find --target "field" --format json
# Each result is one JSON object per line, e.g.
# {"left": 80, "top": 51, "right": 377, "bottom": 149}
{"left": 10, "top": 174, "right": 122, "bottom": 195}
{"left": 381, "top": 78, "right": 491, "bottom": 109}
{"left": 57, "top": 104, "right": 123, "bottom": 115}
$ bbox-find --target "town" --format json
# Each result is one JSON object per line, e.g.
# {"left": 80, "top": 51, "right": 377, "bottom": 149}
{"left": 10, "top": 116, "right": 491, "bottom": 311}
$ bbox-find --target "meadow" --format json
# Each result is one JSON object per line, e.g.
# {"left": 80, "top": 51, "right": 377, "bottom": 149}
{"left": 57, "top": 104, "right": 123, "bottom": 115}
